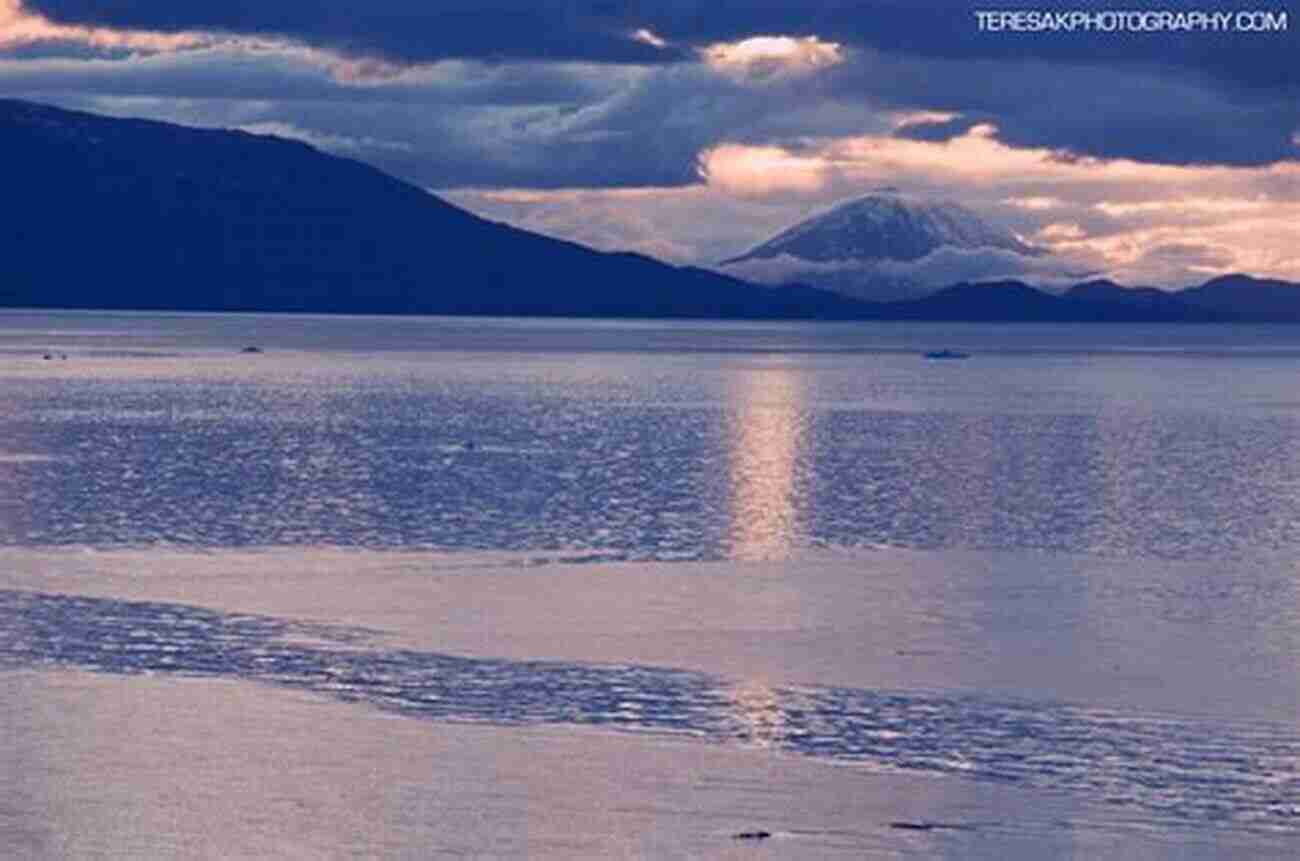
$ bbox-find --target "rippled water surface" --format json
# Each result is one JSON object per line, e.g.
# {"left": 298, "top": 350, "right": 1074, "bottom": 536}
{"left": 5, "top": 586, "right": 1300, "bottom": 833}
{"left": 5, "top": 313, "right": 1300, "bottom": 560}
{"left": 5, "top": 311, "right": 1300, "bottom": 857}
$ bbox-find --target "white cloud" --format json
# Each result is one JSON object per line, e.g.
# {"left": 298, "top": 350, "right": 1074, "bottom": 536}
{"left": 1036, "top": 223, "right": 1087, "bottom": 241}
{"left": 721, "top": 246, "right": 1081, "bottom": 301}
{"left": 1004, "top": 195, "right": 1065, "bottom": 211}
{"left": 887, "top": 109, "right": 960, "bottom": 128}
{"left": 1093, "top": 197, "right": 1276, "bottom": 217}
{"left": 701, "top": 35, "right": 842, "bottom": 81}
{"left": 630, "top": 28, "right": 668, "bottom": 50}
{"left": 695, "top": 143, "right": 831, "bottom": 197}
{"left": 237, "top": 121, "right": 414, "bottom": 154}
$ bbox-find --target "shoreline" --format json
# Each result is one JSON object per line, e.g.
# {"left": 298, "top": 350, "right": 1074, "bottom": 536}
{"left": 6, "top": 668, "right": 1281, "bottom": 859}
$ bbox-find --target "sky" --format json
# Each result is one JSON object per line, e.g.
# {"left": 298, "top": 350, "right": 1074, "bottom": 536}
{"left": 1, "top": 0, "right": 1297, "bottom": 287}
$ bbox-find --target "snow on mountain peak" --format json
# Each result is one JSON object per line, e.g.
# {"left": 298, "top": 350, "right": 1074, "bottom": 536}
{"left": 720, "top": 191, "right": 1051, "bottom": 302}
{"left": 726, "top": 191, "right": 1036, "bottom": 266}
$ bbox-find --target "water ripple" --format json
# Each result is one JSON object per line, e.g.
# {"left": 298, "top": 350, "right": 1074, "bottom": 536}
{"left": 4, "top": 589, "right": 1300, "bottom": 833}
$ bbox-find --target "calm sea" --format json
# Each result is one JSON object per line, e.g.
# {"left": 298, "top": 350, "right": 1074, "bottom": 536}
{"left": 4, "top": 311, "right": 1300, "bottom": 856}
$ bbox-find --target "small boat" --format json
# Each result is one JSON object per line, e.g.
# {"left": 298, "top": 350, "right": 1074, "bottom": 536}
{"left": 923, "top": 349, "right": 970, "bottom": 360}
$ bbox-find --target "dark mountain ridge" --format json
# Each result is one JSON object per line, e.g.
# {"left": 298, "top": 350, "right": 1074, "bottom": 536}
{"left": 0, "top": 99, "right": 866, "bottom": 320}
{"left": 1, "top": 100, "right": 1296, "bottom": 323}
{"left": 1178, "top": 274, "right": 1300, "bottom": 319}
{"left": 877, "top": 280, "right": 1238, "bottom": 322}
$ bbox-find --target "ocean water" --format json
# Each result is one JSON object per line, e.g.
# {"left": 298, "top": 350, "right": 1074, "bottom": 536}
{"left": 5, "top": 311, "right": 1300, "bottom": 857}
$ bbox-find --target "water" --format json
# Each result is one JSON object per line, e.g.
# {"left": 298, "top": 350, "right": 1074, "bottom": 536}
{"left": 4, "top": 586, "right": 1300, "bottom": 829}
{"left": 6, "top": 313, "right": 1300, "bottom": 559}
{"left": 5, "top": 311, "right": 1300, "bottom": 856}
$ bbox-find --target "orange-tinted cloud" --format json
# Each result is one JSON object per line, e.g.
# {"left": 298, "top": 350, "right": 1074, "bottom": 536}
{"left": 696, "top": 143, "right": 831, "bottom": 196}
{"left": 691, "top": 124, "right": 1300, "bottom": 283}
{"left": 701, "top": 35, "right": 842, "bottom": 80}
{"left": 459, "top": 122, "right": 1298, "bottom": 286}
{"left": 0, "top": 0, "right": 205, "bottom": 52}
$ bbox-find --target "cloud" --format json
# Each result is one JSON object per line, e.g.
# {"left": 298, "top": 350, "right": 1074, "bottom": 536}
{"left": 701, "top": 35, "right": 842, "bottom": 81}
{"left": 443, "top": 184, "right": 793, "bottom": 265}
{"left": 721, "top": 245, "right": 1079, "bottom": 300}
{"left": 696, "top": 143, "right": 831, "bottom": 197}
{"left": 1, "top": 0, "right": 205, "bottom": 53}
{"left": 1092, "top": 197, "right": 1278, "bottom": 217}
{"left": 18, "top": 0, "right": 1295, "bottom": 90}
{"left": 1005, "top": 196, "right": 1066, "bottom": 211}
{"left": 7, "top": 0, "right": 1296, "bottom": 181}
{"left": 1036, "top": 223, "right": 1088, "bottom": 242}
{"left": 0, "top": 45, "right": 634, "bottom": 106}
{"left": 824, "top": 45, "right": 1299, "bottom": 167}
{"left": 237, "top": 120, "right": 413, "bottom": 154}
{"left": 698, "top": 123, "right": 1300, "bottom": 201}
{"left": 630, "top": 28, "right": 668, "bottom": 50}
{"left": 892, "top": 112, "right": 985, "bottom": 143}
{"left": 451, "top": 120, "right": 1300, "bottom": 288}
{"left": 20, "top": 0, "right": 690, "bottom": 65}
{"left": 725, "top": 127, "right": 1300, "bottom": 284}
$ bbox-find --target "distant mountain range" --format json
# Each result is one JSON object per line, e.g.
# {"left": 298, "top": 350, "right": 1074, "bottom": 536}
{"left": 860, "top": 276, "right": 1284, "bottom": 322}
{"left": 2, "top": 99, "right": 1297, "bottom": 323}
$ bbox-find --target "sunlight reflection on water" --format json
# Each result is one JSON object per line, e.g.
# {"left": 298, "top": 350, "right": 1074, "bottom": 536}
{"left": 728, "top": 367, "right": 804, "bottom": 561}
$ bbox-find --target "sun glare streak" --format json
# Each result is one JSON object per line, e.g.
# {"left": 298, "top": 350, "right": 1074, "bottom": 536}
{"left": 728, "top": 368, "right": 805, "bottom": 562}
{"left": 727, "top": 680, "right": 788, "bottom": 749}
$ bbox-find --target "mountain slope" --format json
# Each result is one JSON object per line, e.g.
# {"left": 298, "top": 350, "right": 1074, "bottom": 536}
{"left": 1178, "top": 274, "right": 1300, "bottom": 320}
{"left": 726, "top": 189, "right": 1036, "bottom": 265}
{"left": 862, "top": 280, "right": 1243, "bottom": 322}
{"left": 0, "top": 99, "right": 868, "bottom": 320}
{"left": 720, "top": 189, "right": 1042, "bottom": 301}
{"left": 1065, "top": 280, "right": 1221, "bottom": 321}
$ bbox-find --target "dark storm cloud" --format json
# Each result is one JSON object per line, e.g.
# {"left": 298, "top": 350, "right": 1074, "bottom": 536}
{"left": 0, "top": 49, "right": 624, "bottom": 107}
{"left": 290, "top": 62, "right": 849, "bottom": 188}
{"left": 858, "top": 50, "right": 1300, "bottom": 166}
{"left": 26, "top": 0, "right": 1297, "bottom": 89}
{"left": 7, "top": 0, "right": 1296, "bottom": 185}
{"left": 634, "top": 0, "right": 1298, "bottom": 90}
{"left": 21, "top": 0, "right": 689, "bottom": 64}
{"left": 0, "top": 49, "right": 862, "bottom": 189}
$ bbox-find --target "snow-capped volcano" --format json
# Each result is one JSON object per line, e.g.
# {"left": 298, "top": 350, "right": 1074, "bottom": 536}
{"left": 721, "top": 189, "right": 1046, "bottom": 301}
